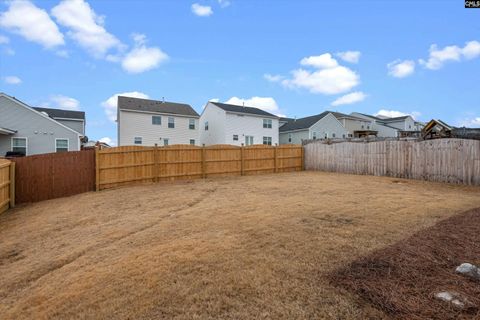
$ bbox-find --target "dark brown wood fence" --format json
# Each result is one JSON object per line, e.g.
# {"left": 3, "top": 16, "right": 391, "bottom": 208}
{"left": 12, "top": 150, "right": 95, "bottom": 203}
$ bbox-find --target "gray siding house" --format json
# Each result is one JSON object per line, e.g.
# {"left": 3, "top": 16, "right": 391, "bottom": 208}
{"left": 0, "top": 93, "right": 81, "bottom": 156}
{"left": 33, "top": 107, "right": 85, "bottom": 135}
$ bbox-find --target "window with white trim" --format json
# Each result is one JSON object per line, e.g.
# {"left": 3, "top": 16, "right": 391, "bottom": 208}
{"left": 12, "top": 137, "right": 27, "bottom": 155}
{"left": 56, "top": 139, "right": 69, "bottom": 153}
{"left": 134, "top": 137, "right": 142, "bottom": 145}
{"left": 189, "top": 139, "right": 195, "bottom": 145}
{"left": 263, "top": 136, "right": 272, "bottom": 145}
{"left": 233, "top": 135, "right": 238, "bottom": 141}
{"left": 168, "top": 117, "right": 175, "bottom": 128}
{"left": 152, "top": 116, "right": 161, "bottom": 125}
{"left": 312, "top": 132, "right": 317, "bottom": 140}
{"left": 189, "top": 119, "right": 195, "bottom": 130}
{"left": 164, "top": 138, "right": 169, "bottom": 146}
{"left": 204, "top": 121, "right": 209, "bottom": 130}
{"left": 263, "top": 119, "right": 272, "bottom": 128}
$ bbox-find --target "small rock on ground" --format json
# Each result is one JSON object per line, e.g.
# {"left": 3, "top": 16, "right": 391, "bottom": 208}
{"left": 456, "top": 263, "right": 480, "bottom": 280}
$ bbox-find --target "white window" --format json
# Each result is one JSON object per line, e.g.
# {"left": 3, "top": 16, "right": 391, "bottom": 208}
{"left": 288, "top": 133, "right": 292, "bottom": 143}
{"left": 312, "top": 132, "right": 317, "bottom": 140}
{"left": 55, "top": 139, "right": 69, "bottom": 153}
{"left": 263, "top": 136, "right": 272, "bottom": 145}
{"left": 164, "top": 138, "right": 169, "bottom": 146}
{"left": 12, "top": 137, "right": 27, "bottom": 155}
{"left": 134, "top": 137, "right": 142, "bottom": 145}
{"left": 152, "top": 116, "right": 161, "bottom": 125}
{"left": 233, "top": 135, "right": 239, "bottom": 141}
{"left": 245, "top": 135, "right": 254, "bottom": 146}
{"left": 263, "top": 119, "right": 272, "bottom": 128}
{"left": 168, "top": 117, "right": 175, "bottom": 128}
{"left": 189, "top": 139, "right": 195, "bottom": 145}
{"left": 332, "top": 133, "right": 336, "bottom": 138}
{"left": 189, "top": 118, "right": 195, "bottom": 130}
{"left": 204, "top": 121, "right": 209, "bottom": 131}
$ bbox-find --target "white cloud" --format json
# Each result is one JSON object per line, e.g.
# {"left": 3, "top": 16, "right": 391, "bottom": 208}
{"left": 337, "top": 51, "right": 361, "bottom": 63}
{"left": 218, "top": 0, "right": 231, "bottom": 8}
{"left": 121, "top": 33, "right": 168, "bottom": 73}
{"left": 99, "top": 136, "right": 115, "bottom": 146}
{"left": 263, "top": 73, "right": 284, "bottom": 82}
{"left": 49, "top": 95, "right": 80, "bottom": 110}
{"left": 419, "top": 40, "right": 480, "bottom": 70}
{"left": 102, "top": 91, "right": 149, "bottom": 122}
{"left": 331, "top": 91, "right": 367, "bottom": 106}
{"left": 51, "top": 0, "right": 122, "bottom": 58}
{"left": 225, "top": 96, "right": 283, "bottom": 116}
{"left": 375, "top": 109, "right": 421, "bottom": 120}
{"left": 275, "top": 53, "right": 360, "bottom": 95}
{"left": 0, "top": 35, "right": 9, "bottom": 44}
{"left": 0, "top": 0, "right": 64, "bottom": 49}
{"left": 387, "top": 60, "right": 415, "bottom": 78}
{"left": 457, "top": 117, "right": 480, "bottom": 128}
{"left": 3, "top": 76, "right": 21, "bottom": 84}
{"left": 300, "top": 53, "right": 338, "bottom": 69}
{"left": 208, "top": 98, "right": 220, "bottom": 102}
{"left": 191, "top": 3, "right": 213, "bottom": 17}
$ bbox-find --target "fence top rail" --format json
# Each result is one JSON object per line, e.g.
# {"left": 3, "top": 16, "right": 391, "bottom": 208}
{"left": 0, "top": 159, "right": 11, "bottom": 168}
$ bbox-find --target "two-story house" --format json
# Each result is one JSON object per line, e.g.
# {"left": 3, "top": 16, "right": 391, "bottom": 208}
{"left": 199, "top": 102, "right": 279, "bottom": 146}
{"left": 117, "top": 96, "right": 200, "bottom": 146}
{"left": 33, "top": 107, "right": 86, "bottom": 136}
{"left": 350, "top": 112, "right": 424, "bottom": 137}
{"left": 0, "top": 92, "right": 82, "bottom": 156}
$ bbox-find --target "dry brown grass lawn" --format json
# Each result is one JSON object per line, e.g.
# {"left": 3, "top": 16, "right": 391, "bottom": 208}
{"left": 0, "top": 171, "right": 479, "bottom": 319}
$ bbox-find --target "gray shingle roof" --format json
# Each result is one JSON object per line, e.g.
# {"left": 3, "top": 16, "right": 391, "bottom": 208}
{"left": 279, "top": 111, "right": 330, "bottom": 132}
{"left": 33, "top": 107, "right": 85, "bottom": 120}
{"left": 210, "top": 102, "right": 278, "bottom": 118}
{"left": 331, "top": 111, "right": 367, "bottom": 121}
{"left": 118, "top": 96, "right": 199, "bottom": 117}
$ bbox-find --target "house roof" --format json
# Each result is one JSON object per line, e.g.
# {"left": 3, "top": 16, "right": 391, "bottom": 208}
{"left": 118, "top": 96, "right": 199, "bottom": 117}
{"left": 331, "top": 111, "right": 367, "bottom": 121}
{"left": 279, "top": 111, "right": 330, "bottom": 132}
{"left": 210, "top": 102, "right": 278, "bottom": 118}
{"left": 33, "top": 107, "right": 85, "bottom": 120}
{"left": 0, "top": 127, "right": 16, "bottom": 135}
{"left": 353, "top": 112, "right": 411, "bottom": 122}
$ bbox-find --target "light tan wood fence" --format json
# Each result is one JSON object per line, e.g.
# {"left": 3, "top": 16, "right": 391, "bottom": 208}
{"left": 305, "top": 139, "right": 480, "bottom": 185}
{"left": 0, "top": 159, "right": 15, "bottom": 214}
{"left": 96, "top": 144, "right": 303, "bottom": 190}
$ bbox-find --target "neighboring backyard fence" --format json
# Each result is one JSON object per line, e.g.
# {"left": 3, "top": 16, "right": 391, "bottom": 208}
{"left": 96, "top": 144, "right": 304, "bottom": 190}
{"left": 305, "top": 138, "right": 480, "bottom": 185}
{"left": 12, "top": 150, "right": 95, "bottom": 203}
{"left": 0, "top": 159, "right": 15, "bottom": 214}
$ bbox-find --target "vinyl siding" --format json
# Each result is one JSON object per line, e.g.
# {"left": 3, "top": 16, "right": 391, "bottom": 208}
{"left": 224, "top": 112, "right": 279, "bottom": 146}
{"left": 279, "top": 130, "right": 309, "bottom": 144}
{"left": 118, "top": 110, "right": 199, "bottom": 146}
{"left": 199, "top": 103, "right": 227, "bottom": 145}
{"left": 339, "top": 118, "right": 374, "bottom": 135}
{"left": 0, "top": 95, "right": 80, "bottom": 156}
{"left": 56, "top": 119, "right": 85, "bottom": 135}
{"left": 308, "top": 113, "right": 349, "bottom": 139}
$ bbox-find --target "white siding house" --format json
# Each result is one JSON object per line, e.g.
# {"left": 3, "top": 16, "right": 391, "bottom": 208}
{"left": 117, "top": 96, "right": 200, "bottom": 146}
{"left": 199, "top": 102, "right": 279, "bottom": 146}
{"left": 350, "top": 112, "right": 422, "bottom": 137}
{"left": 0, "top": 93, "right": 81, "bottom": 156}
{"left": 279, "top": 112, "right": 349, "bottom": 144}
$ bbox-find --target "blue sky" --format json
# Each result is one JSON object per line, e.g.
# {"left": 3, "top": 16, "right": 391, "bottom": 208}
{"left": 0, "top": 0, "right": 479, "bottom": 145}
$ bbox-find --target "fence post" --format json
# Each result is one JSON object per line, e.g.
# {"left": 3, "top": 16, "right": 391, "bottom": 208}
{"left": 301, "top": 146, "right": 305, "bottom": 171}
{"left": 241, "top": 144, "right": 245, "bottom": 176}
{"left": 9, "top": 162, "right": 15, "bottom": 208}
{"left": 95, "top": 146, "right": 100, "bottom": 191}
{"left": 201, "top": 144, "right": 206, "bottom": 179}
{"left": 153, "top": 143, "right": 159, "bottom": 183}
{"left": 274, "top": 145, "right": 278, "bottom": 173}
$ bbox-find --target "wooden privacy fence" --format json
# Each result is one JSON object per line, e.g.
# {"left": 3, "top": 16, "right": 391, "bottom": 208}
{"left": 96, "top": 144, "right": 304, "bottom": 190}
{"left": 305, "top": 138, "right": 480, "bottom": 185}
{"left": 12, "top": 150, "right": 95, "bottom": 203}
{"left": 0, "top": 159, "right": 15, "bottom": 214}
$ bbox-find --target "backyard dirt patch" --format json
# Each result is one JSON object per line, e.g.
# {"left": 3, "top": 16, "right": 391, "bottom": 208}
{"left": 0, "top": 171, "right": 479, "bottom": 319}
{"left": 331, "top": 207, "right": 480, "bottom": 320}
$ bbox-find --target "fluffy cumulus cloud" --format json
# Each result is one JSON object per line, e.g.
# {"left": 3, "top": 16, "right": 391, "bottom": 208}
{"left": 102, "top": 91, "right": 149, "bottom": 122}
{"left": 419, "top": 40, "right": 480, "bottom": 70}
{"left": 3, "top": 75, "right": 22, "bottom": 84}
{"left": 191, "top": 3, "right": 213, "bottom": 17}
{"left": 0, "top": 0, "right": 64, "bottom": 49}
{"left": 218, "top": 0, "right": 231, "bottom": 8}
{"left": 336, "top": 51, "right": 361, "bottom": 63}
{"left": 225, "top": 96, "right": 284, "bottom": 116}
{"left": 263, "top": 73, "right": 284, "bottom": 82}
{"left": 276, "top": 53, "right": 360, "bottom": 95}
{"left": 387, "top": 60, "right": 415, "bottom": 78}
{"left": 49, "top": 94, "right": 80, "bottom": 110}
{"left": 374, "top": 109, "right": 421, "bottom": 120}
{"left": 99, "top": 136, "right": 115, "bottom": 146}
{"left": 331, "top": 91, "right": 367, "bottom": 106}
{"left": 121, "top": 33, "right": 168, "bottom": 73}
{"left": 51, "top": 0, "right": 122, "bottom": 58}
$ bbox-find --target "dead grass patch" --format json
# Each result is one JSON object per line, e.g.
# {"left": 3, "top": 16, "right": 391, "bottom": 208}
{"left": 0, "top": 172, "right": 479, "bottom": 319}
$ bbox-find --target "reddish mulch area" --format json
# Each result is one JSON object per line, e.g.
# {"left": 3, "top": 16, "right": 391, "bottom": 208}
{"left": 331, "top": 207, "right": 480, "bottom": 320}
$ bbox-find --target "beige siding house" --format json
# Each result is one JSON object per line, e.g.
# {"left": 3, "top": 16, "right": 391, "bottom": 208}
{"left": 350, "top": 112, "right": 423, "bottom": 137}
{"left": 117, "top": 96, "right": 200, "bottom": 146}
{"left": 279, "top": 112, "right": 349, "bottom": 144}
{"left": 199, "top": 102, "right": 279, "bottom": 146}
